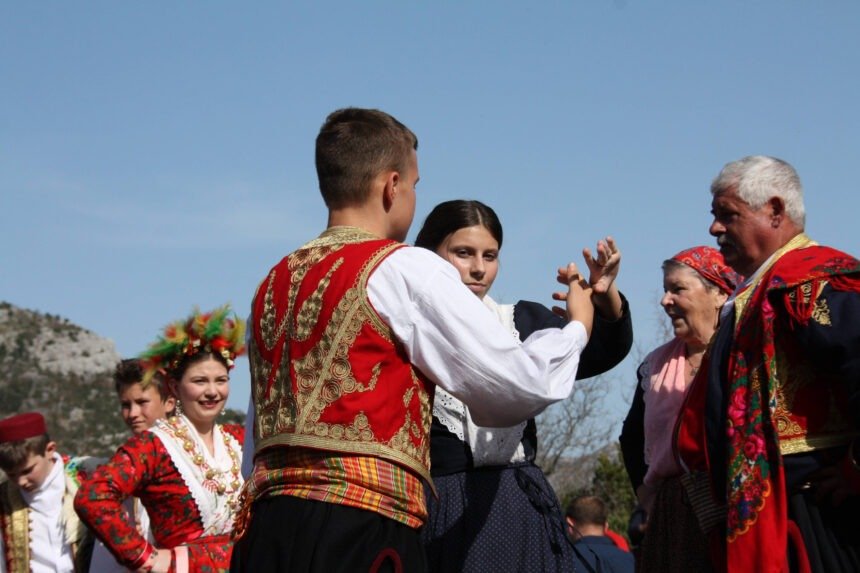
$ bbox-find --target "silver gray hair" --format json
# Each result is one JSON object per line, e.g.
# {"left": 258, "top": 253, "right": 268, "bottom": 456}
{"left": 710, "top": 155, "right": 805, "bottom": 228}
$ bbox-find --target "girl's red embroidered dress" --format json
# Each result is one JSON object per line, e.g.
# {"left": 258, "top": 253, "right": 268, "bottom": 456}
{"left": 76, "top": 415, "right": 244, "bottom": 572}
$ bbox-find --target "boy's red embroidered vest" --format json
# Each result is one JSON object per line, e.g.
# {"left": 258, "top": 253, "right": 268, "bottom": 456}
{"left": 249, "top": 227, "right": 434, "bottom": 483}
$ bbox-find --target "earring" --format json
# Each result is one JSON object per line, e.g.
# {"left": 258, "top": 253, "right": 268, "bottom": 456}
{"left": 175, "top": 400, "right": 183, "bottom": 417}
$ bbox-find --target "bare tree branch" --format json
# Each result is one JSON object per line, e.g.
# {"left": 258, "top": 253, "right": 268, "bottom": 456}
{"left": 535, "top": 373, "right": 614, "bottom": 478}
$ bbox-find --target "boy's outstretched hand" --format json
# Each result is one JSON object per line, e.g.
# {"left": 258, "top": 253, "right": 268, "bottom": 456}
{"left": 551, "top": 262, "right": 594, "bottom": 338}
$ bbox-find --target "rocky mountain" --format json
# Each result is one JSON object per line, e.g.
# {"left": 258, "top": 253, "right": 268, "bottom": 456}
{"left": 0, "top": 301, "right": 128, "bottom": 457}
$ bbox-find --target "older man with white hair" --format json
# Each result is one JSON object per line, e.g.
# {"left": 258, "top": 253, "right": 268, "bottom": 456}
{"left": 676, "top": 156, "right": 860, "bottom": 573}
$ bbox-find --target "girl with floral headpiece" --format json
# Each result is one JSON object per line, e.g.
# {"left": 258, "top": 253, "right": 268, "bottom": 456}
{"left": 75, "top": 305, "right": 245, "bottom": 573}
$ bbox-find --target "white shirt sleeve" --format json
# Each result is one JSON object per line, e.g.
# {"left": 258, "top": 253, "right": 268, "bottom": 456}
{"left": 367, "top": 246, "right": 588, "bottom": 427}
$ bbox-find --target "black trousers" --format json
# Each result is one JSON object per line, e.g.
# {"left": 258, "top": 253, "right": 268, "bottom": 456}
{"left": 788, "top": 489, "right": 860, "bottom": 573}
{"left": 230, "top": 496, "right": 427, "bottom": 573}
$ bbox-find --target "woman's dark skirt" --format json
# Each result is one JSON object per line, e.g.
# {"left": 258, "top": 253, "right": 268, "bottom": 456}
{"left": 638, "top": 475, "right": 713, "bottom": 573}
{"left": 421, "top": 463, "right": 575, "bottom": 573}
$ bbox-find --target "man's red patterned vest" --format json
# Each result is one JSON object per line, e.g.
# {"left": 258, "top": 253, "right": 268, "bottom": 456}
{"left": 249, "top": 227, "right": 434, "bottom": 483}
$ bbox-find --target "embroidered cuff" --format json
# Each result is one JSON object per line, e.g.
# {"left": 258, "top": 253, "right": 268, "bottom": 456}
{"left": 130, "top": 543, "right": 155, "bottom": 570}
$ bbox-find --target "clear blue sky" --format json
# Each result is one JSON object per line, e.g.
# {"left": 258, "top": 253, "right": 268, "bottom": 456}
{"left": 2, "top": 2, "right": 859, "bottom": 430}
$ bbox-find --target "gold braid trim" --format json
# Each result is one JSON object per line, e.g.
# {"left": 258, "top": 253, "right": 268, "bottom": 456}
{"left": 780, "top": 433, "right": 859, "bottom": 456}
{"left": 0, "top": 481, "right": 30, "bottom": 573}
{"left": 733, "top": 233, "right": 816, "bottom": 320}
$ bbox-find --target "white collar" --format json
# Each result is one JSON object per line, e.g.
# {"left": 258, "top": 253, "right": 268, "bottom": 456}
{"left": 21, "top": 452, "right": 64, "bottom": 512}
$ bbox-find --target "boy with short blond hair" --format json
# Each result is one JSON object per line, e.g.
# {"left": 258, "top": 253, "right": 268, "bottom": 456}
{"left": 86, "top": 359, "right": 176, "bottom": 573}
{"left": 113, "top": 358, "right": 175, "bottom": 434}
{"left": 0, "top": 412, "right": 99, "bottom": 573}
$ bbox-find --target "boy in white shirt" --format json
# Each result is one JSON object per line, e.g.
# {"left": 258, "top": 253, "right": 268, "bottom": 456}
{"left": 0, "top": 412, "right": 99, "bottom": 573}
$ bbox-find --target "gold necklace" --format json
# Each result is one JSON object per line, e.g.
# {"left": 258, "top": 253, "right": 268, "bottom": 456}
{"left": 169, "top": 416, "right": 241, "bottom": 500}
{"left": 686, "top": 355, "right": 703, "bottom": 377}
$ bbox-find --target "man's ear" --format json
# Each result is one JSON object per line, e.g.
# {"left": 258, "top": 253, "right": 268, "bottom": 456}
{"left": 382, "top": 170, "right": 400, "bottom": 212}
{"left": 45, "top": 441, "right": 57, "bottom": 457}
{"left": 768, "top": 196, "right": 786, "bottom": 228}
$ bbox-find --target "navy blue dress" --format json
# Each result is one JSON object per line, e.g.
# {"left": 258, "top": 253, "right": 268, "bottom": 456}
{"left": 422, "top": 298, "right": 633, "bottom": 572}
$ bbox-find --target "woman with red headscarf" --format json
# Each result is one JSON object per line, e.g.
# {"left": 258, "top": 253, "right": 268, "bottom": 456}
{"left": 620, "top": 246, "right": 740, "bottom": 572}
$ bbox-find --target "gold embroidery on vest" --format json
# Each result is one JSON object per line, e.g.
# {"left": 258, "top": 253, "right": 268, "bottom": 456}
{"left": 294, "top": 287, "right": 371, "bottom": 431}
{"left": 291, "top": 241, "right": 429, "bottom": 462}
{"left": 811, "top": 298, "right": 831, "bottom": 326}
{"left": 799, "top": 283, "right": 813, "bottom": 304}
{"left": 252, "top": 336, "right": 299, "bottom": 440}
{"left": 317, "top": 412, "right": 375, "bottom": 442}
{"left": 343, "top": 362, "right": 382, "bottom": 394}
{"left": 257, "top": 241, "right": 347, "bottom": 438}
{"left": 786, "top": 281, "right": 830, "bottom": 327}
{"left": 363, "top": 297, "right": 394, "bottom": 343}
{"left": 780, "top": 434, "right": 859, "bottom": 455}
{"left": 772, "top": 348, "right": 804, "bottom": 439}
{"left": 771, "top": 337, "right": 856, "bottom": 455}
{"left": 295, "top": 258, "right": 343, "bottom": 342}
{"left": 261, "top": 244, "right": 342, "bottom": 352}
{"left": 260, "top": 270, "right": 280, "bottom": 352}
{"left": 356, "top": 246, "right": 397, "bottom": 343}
{"left": 287, "top": 244, "right": 337, "bottom": 330}
{"left": 0, "top": 481, "right": 30, "bottom": 573}
{"left": 414, "top": 370, "right": 431, "bottom": 438}
{"left": 315, "top": 226, "right": 380, "bottom": 245}
{"left": 388, "top": 409, "right": 420, "bottom": 458}
{"left": 773, "top": 402, "right": 803, "bottom": 439}
{"left": 387, "top": 371, "right": 432, "bottom": 466}
{"left": 256, "top": 236, "right": 431, "bottom": 476}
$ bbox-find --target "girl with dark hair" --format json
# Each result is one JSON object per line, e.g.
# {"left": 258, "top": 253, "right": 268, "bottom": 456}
{"left": 416, "top": 200, "right": 633, "bottom": 572}
{"left": 75, "top": 305, "right": 245, "bottom": 573}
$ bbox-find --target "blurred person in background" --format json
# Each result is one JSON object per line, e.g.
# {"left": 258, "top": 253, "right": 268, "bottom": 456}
{"left": 566, "top": 495, "right": 634, "bottom": 573}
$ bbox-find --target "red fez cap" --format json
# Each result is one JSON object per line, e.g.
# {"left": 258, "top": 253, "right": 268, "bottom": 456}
{"left": 0, "top": 412, "right": 47, "bottom": 443}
